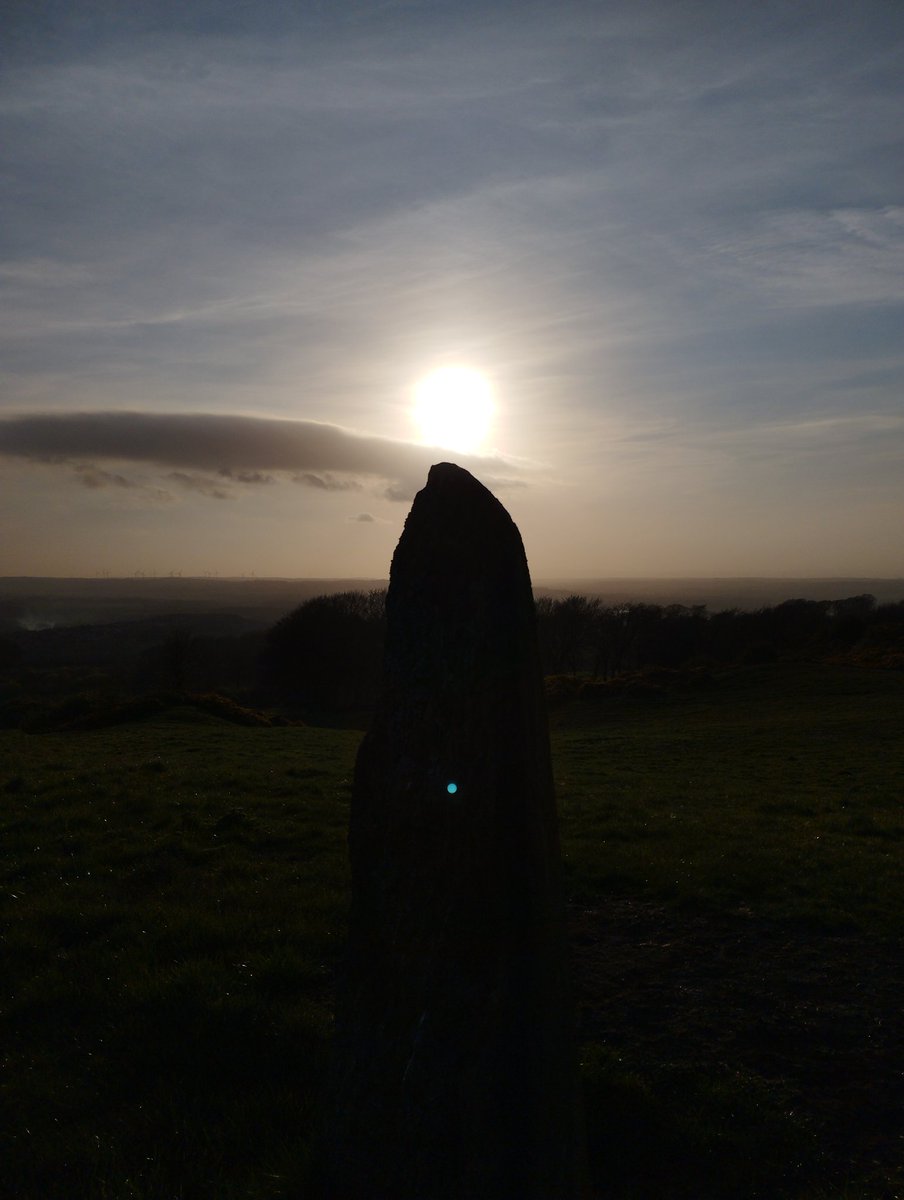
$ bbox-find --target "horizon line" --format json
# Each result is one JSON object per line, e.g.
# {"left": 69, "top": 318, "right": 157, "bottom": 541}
{"left": 2, "top": 574, "right": 903, "bottom": 585}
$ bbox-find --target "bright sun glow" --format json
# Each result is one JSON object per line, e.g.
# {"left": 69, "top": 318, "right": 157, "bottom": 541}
{"left": 412, "top": 366, "right": 495, "bottom": 454}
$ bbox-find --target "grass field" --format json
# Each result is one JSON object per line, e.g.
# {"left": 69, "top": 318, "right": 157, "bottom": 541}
{"left": 2, "top": 664, "right": 902, "bottom": 1198}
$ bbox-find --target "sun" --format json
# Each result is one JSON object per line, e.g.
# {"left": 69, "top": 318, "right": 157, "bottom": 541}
{"left": 412, "top": 366, "right": 495, "bottom": 454}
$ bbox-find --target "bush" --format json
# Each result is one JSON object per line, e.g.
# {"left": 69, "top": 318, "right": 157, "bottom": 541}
{"left": 264, "top": 590, "right": 386, "bottom": 712}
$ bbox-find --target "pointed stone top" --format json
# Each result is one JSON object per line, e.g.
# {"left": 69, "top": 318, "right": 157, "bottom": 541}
{"left": 424, "top": 460, "right": 496, "bottom": 497}
{"left": 393, "top": 462, "right": 525, "bottom": 585}
{"left": 412, "top": 460, "right": 515, "bottom": 525}
{"left": 382, "top": 461, "right": 535, "bottom": 704}
{"left": 426, "top": 460, "right": 476, "bottom": 484}
{"left": 427, "top": 460, "right": 464, "bottom": 479}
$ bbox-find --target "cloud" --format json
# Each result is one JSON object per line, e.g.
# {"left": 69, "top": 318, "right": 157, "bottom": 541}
{"left": 167, "top": 471, "right": 233, "bottom": 500}
{"left": 350, "top": 512, "right": 376, "bottom": 522}
{"left": 218, "top": 467, "right": 275, "bottom": 485}
{"left": 382, "top": 481, "right": 415, "bottom": 502}
{"left": 73, "top": 464, "right": 135, "bottom": 491}
{"left": 37, "top": 458, "right": 174, "bottom": 503}
{"left": 705, "top": 207, "right": 904, "bottom": 309}
{"left": 0, "top": 410, "right": 523, "bottom": 500}
{"left": 294, "top": 472, "right": 363, "bottom": 492}
{"left": 0, "top": 258, "right": 95, "bottom": 288}
{"left": 10, "top": 449, "right": 276, "bottom": 505}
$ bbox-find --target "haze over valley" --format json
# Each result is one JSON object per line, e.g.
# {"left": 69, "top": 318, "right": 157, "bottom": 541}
{"left": 2, "top": 574, "right": 904, "bottom": 633}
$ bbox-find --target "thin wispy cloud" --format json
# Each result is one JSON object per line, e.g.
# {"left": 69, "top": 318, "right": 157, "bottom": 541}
{"left": 705, "top": 208, "right": 904, "bottom": 308}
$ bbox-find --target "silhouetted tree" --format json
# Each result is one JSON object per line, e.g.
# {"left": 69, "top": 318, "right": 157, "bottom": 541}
{"left": 766, "top": 599, "right": 831, "bottom": 651}
{"left": 830, "top": 594, "right": 876, "bottom": 646}
{"left": 541, "top": 594, "right": 602, "bottom": 676}
{"left": 592, "top": 603, "right": 663, "bottom": 678}
{"left": 265, "top": 590, "right": 386, "bottom": 712}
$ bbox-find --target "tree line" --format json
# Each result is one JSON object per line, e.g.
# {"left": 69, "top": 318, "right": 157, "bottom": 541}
{"left": 263, "top": 589, "right": 903, "bottom": 713}
{"left": 534, "top": 591, "right": 892, "bottom": 678}
{"left": 2, "top": 588, "right": 902, "bottom": 729}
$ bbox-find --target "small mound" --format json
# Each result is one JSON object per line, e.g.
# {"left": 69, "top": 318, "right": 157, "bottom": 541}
{"left": 56, "top": 692, "right": 296, "bottom": 731}
{"left": 153, "top": 704, "right": 225, "bottom": 726}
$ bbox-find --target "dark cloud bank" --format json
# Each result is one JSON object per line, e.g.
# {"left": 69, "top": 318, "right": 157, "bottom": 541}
{"left": 0, "top": 411, "right": 522, "bottom": 501}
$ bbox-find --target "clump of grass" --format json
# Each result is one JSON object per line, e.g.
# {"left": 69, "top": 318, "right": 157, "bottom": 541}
{"left": 580, "top": 1044, "right": 820, "bottom": 1198}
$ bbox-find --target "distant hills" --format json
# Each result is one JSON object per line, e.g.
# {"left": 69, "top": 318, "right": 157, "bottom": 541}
{"left": 536, "top": 577, "right": 904, "bottom": 611}
{"left": 0, "top": 577, "right": 386, "bottom": 631}
{"left": 1, "top": 576, "right": 903, "bottom": 631}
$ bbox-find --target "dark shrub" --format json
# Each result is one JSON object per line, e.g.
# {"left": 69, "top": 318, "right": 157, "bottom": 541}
{"left": 264, "top": 590, "right": 386, "bottom": 712}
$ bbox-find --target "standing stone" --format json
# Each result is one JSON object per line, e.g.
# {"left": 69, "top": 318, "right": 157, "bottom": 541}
{"left": 323, "top": 463, "right": 582, "bottom": 1199}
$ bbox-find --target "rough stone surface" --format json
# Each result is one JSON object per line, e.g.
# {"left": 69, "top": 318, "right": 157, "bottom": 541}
{"left": 323, "top": 463, "right": 582, "bottom": 1199}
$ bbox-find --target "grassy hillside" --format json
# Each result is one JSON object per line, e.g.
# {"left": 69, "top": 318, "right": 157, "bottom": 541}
{"left": 2, "top": 664, "right": 902, "bottom": 1198}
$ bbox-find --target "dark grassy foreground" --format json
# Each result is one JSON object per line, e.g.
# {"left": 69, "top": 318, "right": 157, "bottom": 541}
{"left": 1, "top": 665, "right": 902, "bottom": 1198}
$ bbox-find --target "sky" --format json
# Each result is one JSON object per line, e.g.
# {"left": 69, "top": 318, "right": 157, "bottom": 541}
{"left": 2, "top": 0, "right": 902, "bottom": 580}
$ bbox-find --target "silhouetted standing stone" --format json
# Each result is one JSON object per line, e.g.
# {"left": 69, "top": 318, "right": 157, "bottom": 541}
{"left": 324, "top": 463, "right": 582, "bottom": 1199}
